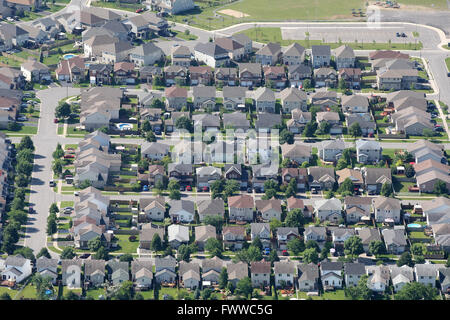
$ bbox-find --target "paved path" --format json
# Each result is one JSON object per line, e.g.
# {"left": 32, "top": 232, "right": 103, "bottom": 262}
{"left": 23, "top": 87, "right": 81, "bottom": 257}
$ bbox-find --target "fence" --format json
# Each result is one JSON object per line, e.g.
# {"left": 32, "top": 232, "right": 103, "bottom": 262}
{"left": 377, "top": 133, "right": 407, "bottom": 139}
{"left": 113, "top": 229, "right": 139, "bottom": 235}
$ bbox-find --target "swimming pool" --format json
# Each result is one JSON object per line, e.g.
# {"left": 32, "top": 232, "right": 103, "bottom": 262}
{"left": 116, "top": 123, "right": 132, "bottom": 131}
{"left": 63, "top": 54, "right": 76, "bottom": 60}
{"left": 407, "top": 223, "right": 423, "bottom": 229}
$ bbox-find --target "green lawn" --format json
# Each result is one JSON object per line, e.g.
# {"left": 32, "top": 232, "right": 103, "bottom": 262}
{"left": 172, "top": 30, "right": 198, "bottom": 41}
{"left": 1, "top": 125, "right": 38, "bottom": 135}
{"left": 85, "top": 287, "right": 106, "bottom": 300}
{"left": 91, "top": 1, "right": 144, "bottom": 12}
{"left": 445, "top": 57, "right": 450, "bottom": 72}
{"left": 60, "top": 201, "right": 74, "bottom": 208}
{"left": 113, "top": 234, "right": 139, "bottom": 254}
{"left": 18, "top": 284, "right": 38, "bottom": 299}
{"left": 238, "top": 27, "right": 423, "bottom": 50}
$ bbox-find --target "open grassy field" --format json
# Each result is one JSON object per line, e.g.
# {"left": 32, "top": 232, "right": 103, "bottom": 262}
{"left": 238, "top": 27, "right": 423, "bottom": 50}
{"left": 445, "top": 57, "right": 450, "bottom": 71}
{"left": 167, "top": 0, "right": 366, "bottom": 30}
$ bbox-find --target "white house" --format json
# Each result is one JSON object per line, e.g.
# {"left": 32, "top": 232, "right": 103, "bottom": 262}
{"left": 1, "top": 255, "right": 32, "bottom": 284}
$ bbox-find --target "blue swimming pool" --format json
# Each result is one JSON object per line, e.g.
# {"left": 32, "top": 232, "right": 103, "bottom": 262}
{"left": 116, "top": 123, "right": 132, "bottom": 131}
{"left": 63, "top": 54, "right": 76, "bottom": 60}
{"left": 407, "top": 223, "right": 422, "bottom": 229}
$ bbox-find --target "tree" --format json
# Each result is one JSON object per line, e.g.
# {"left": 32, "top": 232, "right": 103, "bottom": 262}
{"left": 422, "top": 128, "right": 434, "bottom": 137}
{"left": 446, "top": 256, "right": 450, "bottom": 268}
{"left": 303, "top": 248, "right": 319, "bottom": 264}
{"left": 203, "top": 215, "right": 224, "bottom": 233}
{"left": 151, "top": 233, "right": 163, "bottom": 252}
{"left": 284, "top": 208, "right": 304, "bottom": 228}
{"left": 119, "top": 253, "right": 134, "bottom": 262}
{"left": 145, "top": 131, "right": 156, "bottom": 142}
{"left": 0, "top": 292, "right": 11, "bottom": 300}
{"left": 94, "top": 246, "right": 109, "bottom": 260}
{"left": 15, "top": 174, "right": 29, "bottom": 187}
{"left": 247, "top": 246, "right": 263, "bottom": 262}
{"left": 168, "top": 180, "right": 181, "bottom": 200}
{"left": 60, "top": 247, "right": 75, "bottom": 259}
{"left": 348, "top": 122, "right": 362, "bottom": 138}
{"left": 397, "top": 252, "right": 413, "bottom": 267}
{"left": 205, "top": 238, "right": 223, "bottom": 258}
{"left": 17, "top": 160, "right": 33, "bottom": 176}
{"left": 14, "top": 247, "right": 35, "bottom": 262}
{"left": 201, "top": 288, "right": 213, "bottom": 300}
{"left": 380, "top": 182, "right": 393, "bottom": 197}
{"left": 142, "top": 120, "right": 152, "bottom": 132}
{"left": 338, "top": 178, "right": 354, "bottom": 195}
{"left": 7, "top": 121, "right": 20, "bottom": 131}
{"left": 284, "top": 178, "right": 297, "bottom": 198}
{"left": 316, "top": 121, "right": 331, "bottom": 135}
{"left": 36, "top": 247, "right": 51, "bottom": 259}
{"left": 305, "top": 240, "right": 320, "bottom": 252}
{"left": 17, "top": 149, "right": 34, "bottom": 163}
{"left": 223, "top": 180, "right": 240, "bottom": 199}
{"left": 49, "top": 203, "right": 59, "bottom": 214}
{"left": 338, "top": 78, "right": 347, "bottom": 90}
{"left": 344, "top": 236, "right": 364, "bottom": 258}
{"left": 88, "top": 237, "right": 102, "bottom": 252}
{"left": 46, "top": 214, "right": 57, "bottom": 235}
{"left": 433, "top": 180, "right": 448, "bottom": 196}
{"left": 344, "top": 275, "right": 371, "bottom": 300}
{"left": 404, "top": 164, "right": 415, "bottom": 178}
{"left": 269, "top": 218, "right": 282, "bottom": 233}
{"left": 395, "top": 282, "right": 438, "bottom": 300}
{"left": 219, "top": 267, "right": 228, "bottom": 289}
{"left": 236, "top": 277, "right": 252, "bottom": 299}
{"left": 287, "top": 238, "right": 305, "bottom": 255}
{"left": 53, "top": 143, "right": 64, "bottom": 159}
{"left": 368, "top": 240, "right": 385, "bottom": 257}
{"left": 177, "top": 244, "right": 191, "bottom": 262}
{"left": 251, "top": 236, "right": 263, "bottom": 250}
{"left": 336, "top": 157, "right": 348, "bottom": 170}
{"left": 269, "top": 249, "right": 279, "bottom": 265}
{"left": 280, "top": 129, "right": 294, "bottom": 144}
{"left": 411, "top": 243, "right": 425, "bottom": 256}
{"left": 32, "top": 273, "right": 53, "bottom": 300}
{"left": 114, "top": 281, "right": 135, "bottom": 300}
{"left": 79, "top": 180, "right": 92, "bottom": 189}
{"left": 9, "top": 210, "right": 27, "bottom": 224}
{"left": 303, "top": 121, "right": 316, "bottom": 137}
{"left": 175, "top": 116, "right": 193, "bottom": 132}
{"left": 18, "top": 135, "right": 34, "bottom": 151}
{"left": 55, "top": 102, "right": 71, "bottom": 119}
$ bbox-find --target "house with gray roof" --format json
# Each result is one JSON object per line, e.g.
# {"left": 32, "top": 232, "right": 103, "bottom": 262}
{"left": 276, "top": 227, "right": 299, "bottom": 250}
{"left": 304, "top": 226, "right": 327, "bottom": 245}
{"left": 141, "top": 142, "right": 170, "bottom": 160}
{"left": 314, "top": 198, "right": 342, "bottom": 223}
{"left": 197, "top": 199, "right": 225, "bottom": 221}
{"left": 344, "top": 262, "right": 365, "bottom": 287}
{"left": 288, "top": 64, "right": 312, "bottom": 88}
{"left": 389, "top": 265, "right": 414, "bottom": 292}
{"left": 346, "top": 113, "right": 376, "bottom": 136}
{"left": 167, "top": 223, "right": 190, "bottom": 248}
{"left": 195, "top": 166, "right": 221, "bottom": 188}
{"left": 168, "top": 200, "right": 195, "bottom": 223}
{"left": 308, "top": 166, "right": 336, "bottom": 191}
{"left": 61, "top": 259, "right": 83, "bottom": 288}
{"left": 250, "top": 223, "right": 271, "bottom": 248}
{"left": 255, "top": 42, "right": 281, "bottom": 65}
{"left": 238, "top": 62, "right": 262, "bottom": 87}
{"left": 192, "top": 86, "right": 216, "bottom": 110}
{"left": 334, "top": 45, "right": 355, "bottom": 69}
{"left": 341, "top": 95, "right": 369, "bottom": 113}
{"left": 311, "top": 45, "right": 331, "bottom": 68}
{"left": 364, "top": 167, "right": 392, "bottom": 195}
{"left": 414, "top": 264, "right": 439, "bottom": 288}
{"left": 366, "top": 265, "right": 390, "bottom": 292}
{"left": 222, "top": 112, "right": 250, "bottom": 131}
{"left": 274, "top": 261, "right": 296, "bottom": 288}
{"left": 150, "top": 0, "right": 195, "bottom": 15}
{"left": 179, "top": 261, "right": 201, "bottom": 290}
{"left": 280, "top": 87, "right": 307, "bottom": 113}
{"left": 131, "top": 259, "right": 153, "bottom": 289}
{"left": 227, "top": 262, "right": 248, "bottom": 287}
{"left": 438, "top": 268, "right": 450, "bottom": 294}
{"left": 231, "top": 33, "right": 252, "bottom": 55}
{"left": 356, "top": 139, "right": 382, "bottom": 164}
{"left": 381, "top": 228, "right": 407, "bottom": 254}
{"left": 373, "top": 196, "right": 401, "bottom": 224}
{"left": 298, "top": 263, "right": 319, "bottom": 291}
{"left": 255, "top": 112, "right": 281, "bottom": 132}
{"left": 129, "top": 42, "right": 165, "bottom": 67}
{"left": 84, "top": 259, "right": 105, "bottom": 287}
{"left": 194, "top": 42, "right": 230, "bottom": 68}
{"left": 107, "top": 260, "right": 129, "bottom": 286}
{"left": 320, "top": 261, "right": 343, "bottom": 290}
{"left": 155, "top": 255, "right": 177, "bottom": 284}
{"left": 318, "top": 139, "right": 346, "bottom": 162}
{"left": 283, "top": 42, "right": 305, "bottom": 65}
{"left": 356, "top": 228, "right": 382, "bottom": 253}
{"left": 195, "top": 224, "right": 217, "bottom": 250}
{"left": 222, "top": 86, "right": 246, "bottom": 110}
{"left": 250, "top": 261, "right": 271, "bottom": 287}
{"left": 36, "top": 256, "right": 58, "bottom": 284}
{"left": 254, "top": 87, "right": 276, "bottom": 113}
{"left": 139, "top": 224, "right": 165, "bottom": 249}
{"left": 201, "top": 256, "right": 224, "bottom": 285}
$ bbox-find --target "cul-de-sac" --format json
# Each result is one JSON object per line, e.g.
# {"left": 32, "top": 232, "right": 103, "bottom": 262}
{"left": 0, "top": 0, "right": 449, "bottom": 301}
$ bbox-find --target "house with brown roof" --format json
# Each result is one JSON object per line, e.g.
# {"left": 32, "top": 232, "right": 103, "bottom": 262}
{"left": 164, "top": 65, "right": 187, "bottom": 86}
{"left": 113, "top": 61, "right": 136, "bottom": 84}
{"left": 251, "top": 261, "right": 271, "bottom": 287}
{"left": 215, "top": 67, "right": 238, "bottom": 86}
{"left": 286, "top": 196, "right": 312, "bottom": 218}
{"left": 195, "top": 225, "right": 216, "bottom": 250}
{"left": 281, "top": 143, "right": 312, "bottom": 165}
{"left": 314, "top": 67, "right": 337, "bottom": 88}
{"left": 139, "top": 224, "right": 165, "bottom": 249}
{"left": 369, "top": 50, "right": 409, "bottom": 61}
{"left": 263, "top": 65, "right": 286, "bottom": 89}
{"left": 55, "top": 56, "right": 86, "bottom": 83}
{"left": 223, "top": 226, "right": 246, "bottom": 251}
{"left": 238, "top": 62, "right": 262, "bottom": 87}
{"left": 279, "top": 87, "right": 307, "bottom": 113}
{"left": 308, "top": 166, "right": 336, "bottom": 191}
{"left": 228, "top": 194, "right": 254, "bottom": 222}
{"left": 339, "top": 68, "right": 362, "bottom": 89}
{"left": 364, "top": 167, "right": 392, "bottom": 194}
{"left": 255, "top": 198, "right": 282, "bottom": 221}
{"left": 215, "top": 37, "right": 245, "bottom": 61}
{"left": 189, "top": 66, "right": 213, "bottom": 86}
{"left": 336, "top": 168, "right": 364, "bottom": 189}
{"left": 139, "top": 196, "right": 166, "bottom": 222}
{"left": 344, "top": 196, "right": 372, "bottom": 224}
{"left": 164, "top": 86, "right": 187, "bottom": 110}
{"left": 281, "top": 168, "right": 308, "bottom": 192}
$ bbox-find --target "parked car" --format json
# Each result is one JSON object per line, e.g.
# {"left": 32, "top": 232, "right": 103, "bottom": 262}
{"left": 54, "top": 118, "right": 59, "bottom": 123}
{"left": 49, "top": 180, "right": 55, "bottom": 187}
{"left": 142, "top": 185, "right": 149, "bottom": 192}
{"left": 282, "top": 250, "right": 289, "bottom": 256}
{"left": 74, "top": 191, "right": 79, "bottom": 196}
{"left": 186, "top": 185, "right": 192, "bottom": 191}
{"left": 202, "top": 186, "right": 209, "bottom": 192}
{"left": 179, "top": 185, "right": 185, "bottom": 191}
{"left": 17, "top": 116, "right": 28, "bottom": 121}
{"left": 263, "top": 247, "right": 271, "bottom": 255}
{"left": 247, "top": 187, "right": 252, "bottom": 193}
{"left": 28, "top": 206, "right": 34, "bottom": 214}
{"left": 396, "top": 32, "right": 400, "bottom": 37}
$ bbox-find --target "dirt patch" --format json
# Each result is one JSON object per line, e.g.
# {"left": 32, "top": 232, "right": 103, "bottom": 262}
{"left": 218, "top": 9, "right": 250, "bottom": 18}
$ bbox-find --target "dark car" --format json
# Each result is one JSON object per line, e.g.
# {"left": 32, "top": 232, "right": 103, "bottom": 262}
{"left": 254, "top": 187, "right": 262, "bottom": 193}
{"left": 396, "top": 32, "right": 400, "bottom": 37}
{"left": 401, "top": 33, "right": 407, "bottom": 37}
{"left": 311, "top": 188, "right": 318, "bottom": 194}
{"left": 247, "top": 187, "right": 252, "bottom": 193}
{"left": 179, "top": 185, "right": 185, "bottom": 191}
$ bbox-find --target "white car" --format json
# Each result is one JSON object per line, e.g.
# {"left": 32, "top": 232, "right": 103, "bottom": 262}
{"left": 17, "top": 116, "right": 28, "bottom": 121}
{"left": 74, "top": 191, "right": 79, "bottom": 196}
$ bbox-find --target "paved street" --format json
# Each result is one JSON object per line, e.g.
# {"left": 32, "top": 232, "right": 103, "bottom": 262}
{"left": 23, "top": 87, "right": 81, "bottom": 257}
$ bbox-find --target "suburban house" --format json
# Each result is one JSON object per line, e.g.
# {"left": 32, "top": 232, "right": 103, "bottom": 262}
{"left": 414, "top": 264, "right": 439, "bottom": 288}
{"left": 201, "top": 257, "right": 224, "bottom": 286}
{"left": 250, "top": 223, "right": 271, "bottom": 248}
{"left": 255, "top": 198, "right": 282, "bottom": 221}
{"left": 279, "top": 87, "right": 307, "bottom": 113}
{"left": 189, "top": 66, "right": 213, "bottom": 86}
{"left": 228, "top": 194, "right": 254, "bottom": 222}
{"left": 344, "top": 196, "right": 373, "bottom": 223}
{"left": 223, "top": 226, "right": 246, "bottom": 251}
{"left": 154, "top": 255, "right": 177, "bottom": 284}
{"left": 263, "top": 66, "right": 287, "bottom": 89}
{"left": 167, "top": 224, "right": 189, "bottom": 248}
{"left": 308, "top": 166, "right": 336, "bottom": 191}
{"left": 227, "top": 262, "right": 249, "bottom": 287}
{"left": 61, "top": 259, "right": 83, "bottom": 289}
{"left": 304, "top": 226, "right": 327, "bottom": 244}
{"left": 288, "top": 64, "right": 312, "bottom": 88}
{"left": 36, "top": 257, "right": 58, "bottom": 284}
{"left": 139, "top": 224, "right": 165, "bottom": 249}
{"left": 215, "top": 37, "right": 245, "bottom": 61}
{"left": 274, "top": 261, "right": 296, "bottom": 288}
{"left": 382, "top": 228, "right": 407, "bottom": 254}
{"left": 347, "top": 113, "right": 376, "bottom": 136}
{"left": 164, "top": 86, "right": 187, "bottom": 110}
{"left": 164, "top": 65, "right": 188, "bottom": 86}
{"left": 366, "top": 265, "right": 390, "bottom": 292}
{"left": 195, "top": 225, "right": 216, "bottom": 250}
{"left": 222, "top": 87, "right": 246, "bottom": 110}
{"left": 178, "top": 261, "right": 200, "bottom": 290}
{"left": 334, "top": 45, "right": 355, "bottom": 69}
{"left": 167, "top": 163, "right": 194, "bottom": 186}
{"left": 238, "top": 63, "right": 262, "bottom": 87}
{"left": 311, "top": 45, "right": 331, "bottom": 68}
{"left": 84, "top": 260, "right": 106, "bottom": 288}
{"left": 338, "top": 68, "right": 362, "bottom": 89}
{"left": 344, "top": 263, "right": 366, "bottom": 287}
{"left": 389, "top": 265, "right": 414, "bottom": 292}
{"left": 1, "top": 255, "right": 32, "bottom": 284}
{"left": 192, "top": 86, "right": 216, "bottom": 110}
{"left": 336, "top": 168, "right": 364, "bottom": 190}
{"left": 364, "top": 168, "right": 392, "bottom": 195}
{"left": 194, "top": 42, "right": 230, "bottom": 68}
{"left": 276, "top": 227, "right": 299, "bottom": 250}
{"left": 113, "top": 61, "right": 137, "bottom": 84}
{"left": 356, "top": 139, "right": 382, "bottom": 164}
{"left": 139, "top": 197, "right": 166, "bottom": 222}
{"left": 320, "top": 261, "right": 343, "bottom": 290}
{"left": 55, "top": 55, "right": 86, "bottom": 83}
{"left": 282, "top": 43, "right": 305, "bottom": 65}
{"left": 318, "top": 139, "right": 346, "bottom": 162}
{"left": 171, "top": 45, "right": 191, "bottom": 67}
{"left": 287, "top": 196, "right": 313, "bottom": 218}
{"left": 231, "top": 33, "right": 252, "bottom": 55}
{"left": 313, "top": 198, "right": 342, "bottom": 223}
{"left": 141, "top": 142, "right": 170, "bottom": 160}
{"left": 316, "top": 112, "right": 342, "bottom": 134}
{"left": 195, "top": 166, "right": 221, "bottom": 188}
{"left": 281, "top": 168, "right": 308, "bottom": 192}
{"left": 287, "top": 109, "right": 311, "bottom": 134}
{"left": 314, "top": 67, "right": 337, "bottom": 88}
{"left": 298, "top": 263, "right": 319, "bottom": 291}
{"left": 341, "top": 95, "right": 369, "bottom": 113}
{"left": 250, "top": 261, "right": 271, "bottom": 288}
{"left": 357, "top": 228, "right": 382, "bottom": 253}
{"left": 131, "top": 259, "right": 154, "bottom": 290}
{"left": 215, "top": 68, "right": 238, "bottom": 86}
{"left": 255, "top": 42, "right": 282, "bottom": 65}
{"left": 281, "top": 143, "right": 312, "bottom": 165}
{"left": 197, "top": 199, "right": 225, "bottom": 222}
{"left": 373, "top": 196, "right": 401, "bottom": 224}
{"left": 21, "top": 59, "right": 51, "bottom": 82}
{"left": 253, "top": 87, "right": 276, "bottom": 113}
{"left": 168, "top": 200, "right": 195, "bottom": 223}
{"left": 150, "top": 0, "right": 195, "bottom": 15}
{"left": 129, "top": 42, "right": 165, "bottom": 67}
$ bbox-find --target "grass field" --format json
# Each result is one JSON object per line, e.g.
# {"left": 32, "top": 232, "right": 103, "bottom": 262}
{"left": 238, "top": 27, "right": 423, "bottom": 50}
{"left": 445, "top": 57, "right": 450, "bottom": 71}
